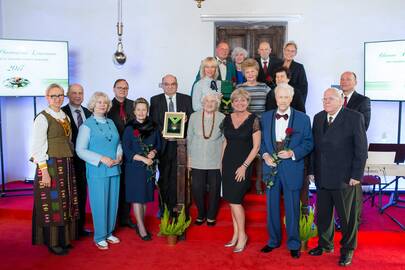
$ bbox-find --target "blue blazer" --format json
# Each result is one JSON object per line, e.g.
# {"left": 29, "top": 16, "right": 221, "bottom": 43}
{"left": 260, "top": 108, "right": 313, "bottom": 191}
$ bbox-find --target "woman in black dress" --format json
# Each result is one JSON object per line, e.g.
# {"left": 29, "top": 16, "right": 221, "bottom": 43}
{"left": 221, "top": 89, "right": 261, "bottom": 253}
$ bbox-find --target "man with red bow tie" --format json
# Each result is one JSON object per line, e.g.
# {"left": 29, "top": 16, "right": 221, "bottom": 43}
{"left": 259, "top": 83, "right": 313, "bottom": 258}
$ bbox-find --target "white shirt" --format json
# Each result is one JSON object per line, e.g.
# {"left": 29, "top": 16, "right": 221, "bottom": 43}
{"left": 68, "top": 103, "right": 86, "bottom": 127}
{"left": 343, "top": 90, "right": 355, "bottom": 104}
{"left": 327, "top": 106, "right": 342, "bottom": 124}
{"left": 261, "top": 58, "right": 270, "bottom": 69}
{"left": 275, "top": 107, "right": 291, "bottom": 142}
{"left": 31, "top": 107, "right": 70, "bottom": 163}
{"left": 165, "top": 94, "right": 177, "bottom": 112}
{"left": 216, "top": 57, "right": 227, "bottom": 80}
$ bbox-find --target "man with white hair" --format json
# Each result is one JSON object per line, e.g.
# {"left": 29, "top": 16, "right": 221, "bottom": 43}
{"left": 309, "top": 88, "right": 368, "bottom": 266}
{"left": 260, "top": 83, "right": 313, "bottom": 258}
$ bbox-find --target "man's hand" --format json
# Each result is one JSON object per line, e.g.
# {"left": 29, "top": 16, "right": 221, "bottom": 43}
{"left": 308, "top": 175, "right": 315, "bottom": 183}
{"left": 147, "top": 150, "right": 156, "bottom": 159}
{"left": 277, "top": 150, "right": 293, "bottom": 159}
{"left": 349, "top": 178, "right": 361, "bottom": 186}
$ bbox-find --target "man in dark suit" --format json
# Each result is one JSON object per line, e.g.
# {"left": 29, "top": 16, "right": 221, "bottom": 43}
{"left": 107, "top": 79, "right": 136, "bottom": 228}
{"left": 340, "top": 71, "right": 371, "bottom": 130}
{"left": 61, "top": 83, "right": 92, "bottom": 237}
{"left": 309, "top": 88, "right": 368, "bottom": 267}
{"left": 150, "top": 74, "right": 193, "bottom": 216}
{"left": 340, "top": 70, "right": 372, "bottom": 230}
{"left": 255, "top": 41, "right": 283, "bottom": 89}
{"left": 260, "top": 83, "right": 313, "bottom": 258}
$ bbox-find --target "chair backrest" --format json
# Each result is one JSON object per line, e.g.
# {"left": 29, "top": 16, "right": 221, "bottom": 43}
{"left": 367, "top": 151, "right": 396, "bottom": 165}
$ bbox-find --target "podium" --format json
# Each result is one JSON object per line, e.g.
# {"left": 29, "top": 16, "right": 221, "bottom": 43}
{"left": 175, "top": 139, "right": 192, "bottom": 214}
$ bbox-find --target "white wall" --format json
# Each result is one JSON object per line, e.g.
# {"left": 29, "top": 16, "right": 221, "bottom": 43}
{"left": 1, "top": 0, "right": 405, "bottom": 181}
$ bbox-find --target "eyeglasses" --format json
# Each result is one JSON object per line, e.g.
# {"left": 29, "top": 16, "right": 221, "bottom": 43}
{"left": 163, "top": 83, "right": 177, "bottom": 87}
{"left": 115, "top": 87, "right": 129, "bottom": 90}
{"left": 322, "top": 97, "right": 339, "bottom": 102}
{"left": 48, "top": 94, "right": 64, "bottom": 99}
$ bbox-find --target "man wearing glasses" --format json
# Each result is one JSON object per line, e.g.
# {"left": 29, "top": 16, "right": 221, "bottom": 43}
{"left": 107, "top": 79, "right": 136, "bottom": 229}
{"left": 309, "top": 88, "right": 368, "bottom": 266}
{"left": 150, "top": 74, "right": 193, "bottom": 218}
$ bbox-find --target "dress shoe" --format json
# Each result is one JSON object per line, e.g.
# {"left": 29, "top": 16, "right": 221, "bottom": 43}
{"left": 48, "top": 246, "right": 68, "bottom": 255}
{"left": 308, "top": 246, "right": 334, "bottom": 256}
{"left": 194, "top": 218, "right": 206, "bottom": 226}
{"left": 260, "top": 245, "right": 279, "bottom": 253}
{"left": 63, "top": 244, "right": 74, "bottom": 250}
{"left": 290, "top": 249, "right": 301, "bottom": 258}
{"left": 233, "top": 237, "right": 248, "bottom": 253}
{"left": 339, "top": 252, "right": 353, "bottom": 266}
{"left": 206, "top": 220, "right": 216, "bottom": 226}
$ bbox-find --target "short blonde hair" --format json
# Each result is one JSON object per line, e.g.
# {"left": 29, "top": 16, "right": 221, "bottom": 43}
{"left": 201, "top": 92, "right": 221, "bottom": 110}
{"left": 199, "top": 57, "right": 219, "bottom": 79}
{"left": 45, "top": 83, "right": 64, "bottom": 96}
{"left": 231, "top": 88, "right": 251, "bottom": 104}
{"left": 87, "top": 92, "right": 112, "bottom": 113}
{"left": 241, "top": 58, "right": 260, "bottom": 75}
{"left": 133, "top": 97, "right": 149, "bottom": 112}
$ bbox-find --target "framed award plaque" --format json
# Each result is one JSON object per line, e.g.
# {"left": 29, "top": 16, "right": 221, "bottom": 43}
{"left": 162, "top": 112, "right": 186, "bottom": 139}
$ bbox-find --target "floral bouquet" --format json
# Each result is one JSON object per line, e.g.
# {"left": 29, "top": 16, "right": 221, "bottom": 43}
{"left": 133, "top": 129, "right": 159, "bottom": 182}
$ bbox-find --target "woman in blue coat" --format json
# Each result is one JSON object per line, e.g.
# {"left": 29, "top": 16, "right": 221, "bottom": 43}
{"left": 123, "top": 98, "right": 161, "bottom": 241}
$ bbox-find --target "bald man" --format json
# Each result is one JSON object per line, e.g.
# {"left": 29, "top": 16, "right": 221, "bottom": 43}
{"left": 150, "top": 74, "right": 193, "bottom": 217}
{"left": 255, "top": 41, "right": 282, "bottom": 89}
{"left": 309, "top": 88, "right": 368, "bottom": 266}
{"left": 62, "top": 83, "right": 92, "bottom": 236}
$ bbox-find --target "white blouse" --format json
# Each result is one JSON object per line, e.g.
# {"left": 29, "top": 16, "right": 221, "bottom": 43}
{"left": 30, "top": 107, "right": 70, "bottom": 164}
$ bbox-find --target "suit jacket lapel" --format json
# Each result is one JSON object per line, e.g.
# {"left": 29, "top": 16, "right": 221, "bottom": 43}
{"left": 285, "top": 108, "right": 295, "bottom": 149}
{"left": 324, "top": 108, "right": 344, "bottom": 136}
{"left": 269, "top": 111, "right": 277, "bottom": 153}
{"left": 346, "top": 91, "right": 358, "bottom": 109}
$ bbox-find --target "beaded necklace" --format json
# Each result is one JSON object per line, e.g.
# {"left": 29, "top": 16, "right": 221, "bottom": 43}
{"left": 94, "top": 118, "right": 113, "bottom": 142}
{"left": 202, "top": 111, "right": 215, "bottom": 139}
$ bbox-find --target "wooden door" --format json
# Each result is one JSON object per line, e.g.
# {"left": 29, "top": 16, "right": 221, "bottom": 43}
{"left": 216, "top": 23, "right": 286, "bottom": 59}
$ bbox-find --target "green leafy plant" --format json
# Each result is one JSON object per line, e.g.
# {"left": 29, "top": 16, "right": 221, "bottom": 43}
{"left": 283, "top": 203, "right": 318, "bottom": 241}
{"left": 299, "top": 204, "right": 317, "bottom": 241}
{"left": 159, "top": 206, "right": 191, "bottom": 236}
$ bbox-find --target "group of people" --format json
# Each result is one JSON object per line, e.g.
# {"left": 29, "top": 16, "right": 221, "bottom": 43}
{"left": 30, "top": 39, "right": 371, "bottom": 267}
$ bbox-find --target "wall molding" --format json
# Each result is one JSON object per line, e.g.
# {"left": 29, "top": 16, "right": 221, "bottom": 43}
{"left": 200, "top": 14, "right": 302, "bottom": 22}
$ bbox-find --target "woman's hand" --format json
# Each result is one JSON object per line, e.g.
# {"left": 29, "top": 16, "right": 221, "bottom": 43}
{"left": 143, "top": 157, "right": 153, "bottom": 166}
{"left": 264, "top": 155, "right": 277, "bottom": 167}
{"left": 235, "top": 166, "right": 246, "bottom": 182}
{"left": 40, "top": 169, "right": 51, "bottom": 188}
{"left": 147, "top": 150, "right": 156, "bottom": 159}
{"left": 100, "top": 156, "right": 114, "bottom": 167}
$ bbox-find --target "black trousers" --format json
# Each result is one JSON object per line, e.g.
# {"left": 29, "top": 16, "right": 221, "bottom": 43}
{"left": 117, "top": 164, "right": 131, "bottom": 224}
{"left": 158, "top": 141, "right": 178, "bottom": 214}
{"left": 316, "top": 186, "right": 360, "bottom": 254}
{"left": 191, "top": 169, "right": 221, "bottom": 220}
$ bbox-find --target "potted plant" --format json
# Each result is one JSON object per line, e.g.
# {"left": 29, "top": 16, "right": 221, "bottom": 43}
{"left": 299, "top": 204, "right": 317, "bottom": 251}
{"left": 159, "top": 206, "right": 191, "bottom": 245}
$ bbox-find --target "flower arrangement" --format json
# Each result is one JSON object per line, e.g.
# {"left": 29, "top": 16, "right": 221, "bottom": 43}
{"left": 159, "top": 206, "right": 191, "bottom": 237}
{"left": 263, "top": 127, "right": 294, "bottom": 189}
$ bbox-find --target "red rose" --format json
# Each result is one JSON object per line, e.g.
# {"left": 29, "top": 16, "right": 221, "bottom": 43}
{"left": 133, "top": 129, "right": 140, "bottom": 137}
{"left": 232, "top": 76, "right": 236, "bottom": 82}
{"left": 285, "top": 127, "right": 294, "bottom": 136}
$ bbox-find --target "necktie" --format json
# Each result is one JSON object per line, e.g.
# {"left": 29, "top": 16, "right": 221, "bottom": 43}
{"left": 218, "top": 59, "right": 226, "bottom": 65}
{"left": 119, "top": 102, "right": 126, "bottom": 122}
{"left": 328, "top": 116, "right": 333, "bottom": 126}
{"left": 210, "top": 80, "right": 218, "bottom": 91}
{"left": 275, "top": 113, "right": 288, "bottom": 120}
{"left": 343, "top": 96, "right": 348, "bottom": 107}
{"left": 75, "top": 109, "right": 83, "bottom": 127}
{"left": 263, "top": 61, "right": 268, "bottom": 75}
{"left": 168, "top": 97, "right": 174, "bottom": 112}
